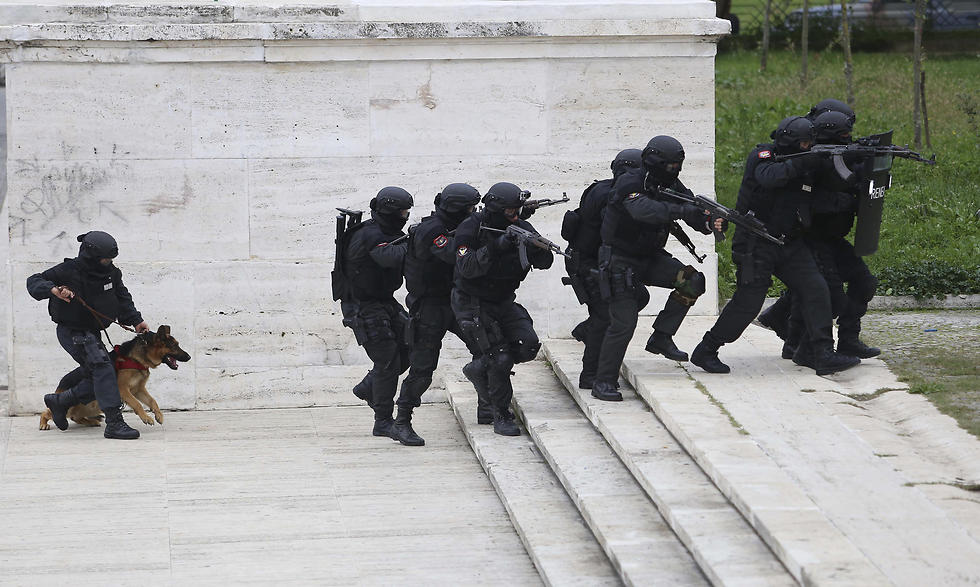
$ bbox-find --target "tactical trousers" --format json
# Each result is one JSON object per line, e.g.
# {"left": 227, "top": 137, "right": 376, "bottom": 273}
{"left": 350, "top": 300, "right": 410, "bottom": 420}
{"left": 709, "top": 236, "right": 833, "bottom": 349}
{"left": 451, "top": 291, "right": 539, "bottom": 418}
{"left": 594, "top": 252, "right": 688, "bottom": 385}
{"left": 56, "top": 325, "right": 122, "bottom": 412}
{"left": 570, "top": 259, "right": 612, "bottom": 380}
{"left": 779, "top": 238, "right": 877, "bottom": 344}
{"left": 398, "top": 296, "right": 473, "bottom": 410}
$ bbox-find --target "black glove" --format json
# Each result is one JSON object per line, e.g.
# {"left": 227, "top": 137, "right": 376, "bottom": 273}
{"left": 790, "top": 151, "right": 823, "bottom": 174}
{"left": 710, "top": 213, "right": 729, "bottom": 234}
{"left": 682, "top": 205, "right": 709, "bottom": 229}
{"left": 519, "top": 207, "right": 536, "bottom": 220}
{"left": 494, "top": 233, "right": 515, "bottom": 252}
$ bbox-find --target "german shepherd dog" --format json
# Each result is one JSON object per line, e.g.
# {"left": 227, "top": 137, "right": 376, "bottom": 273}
{"left": 39, "top": 325, "right": 191, "bottom": 430}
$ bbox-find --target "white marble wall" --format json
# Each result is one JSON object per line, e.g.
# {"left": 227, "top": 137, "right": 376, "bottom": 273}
{"left": 0, "top": 2, "right": 728, "bottom": 414}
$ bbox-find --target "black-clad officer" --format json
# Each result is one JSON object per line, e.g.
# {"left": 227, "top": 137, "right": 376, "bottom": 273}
{"left": 590, "top": 136, "right": 725, "bottom": 402}
{"left": 563, "top": 148, "right": 644, "bottom": 390}
{"left": 341, "top": 187, "right": 414, "bottom": 441}
{"left": 398, "top": 183, "right": 482, "bottom": 444}
{"left": 27, "top": 231, "right": 150, "bottom": 440}
{"left": 452, "top": 182, "right": 553, "bottom": 436}
{"left": 758, "top": 104, "right": 880, "bottom": 361}
{"left": 690, "top": 117, "right": 861, "bottom": 376}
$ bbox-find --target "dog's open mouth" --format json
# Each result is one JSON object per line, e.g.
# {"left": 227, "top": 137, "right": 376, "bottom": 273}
{"left": 164, "top": 355, "right": 179, "bottom": 370}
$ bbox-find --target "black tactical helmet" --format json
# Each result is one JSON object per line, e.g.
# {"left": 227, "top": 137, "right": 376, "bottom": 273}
{"left": 813, "top": 110, "right": 853, "bottom": 145}
{"left": 808, "top": 98, "right": 856, "bottom": 125}
{"left": 641, "top": 136, "right": 685, "bottom": 174}
{"left": 482, "top": 182, "right": 525, "bottom": 213}
{"left": 610, "top": 148, "right": 642, "bottom": 178}
{"left": 371, "top": 186, "right": 413, "bottom": 216}
{"left": 436, "top": 183, "right": 481, "bottom": 214}
{"left": 77, "top": 231, "right": 118, "bottom": 259}
{"left": 771, "top": 116, "right": 815, "bottom": 152}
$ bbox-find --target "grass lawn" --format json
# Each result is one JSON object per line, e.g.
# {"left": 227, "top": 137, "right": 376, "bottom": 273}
{"left": 714, "top": 49, "right": 980, "bottom": 299}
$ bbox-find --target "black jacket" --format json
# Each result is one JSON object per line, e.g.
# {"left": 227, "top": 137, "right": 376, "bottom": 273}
{"left": 404, "top": 210, "right": 461, "bottom": 304}
{"left": 27, "top": 258, "right": 142, "bottom": 332}
{"left": 601, "top": 168, "right": 709, "bottom": 258}
{"left": 734, "top": 143, "right": 815, "bottom": 239}
{"left": 342, "top": 219, "right": 407, "bottom": 303}
{"left": 571, "top": 178, "right": 615, "bottom": 261}
{"left": 454, "top": 211, "right": 553, "bottom": 303}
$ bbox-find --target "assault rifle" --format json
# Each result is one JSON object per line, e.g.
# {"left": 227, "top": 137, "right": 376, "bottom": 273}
{"left": 521, "top": 192, "right": 570, "bottom": 211}
{"left": 658, "top": 187, "right": 785, "bottom": 246}
{"left": 481, "top": 225, "right": 571, "bottom": 270}
{"left": 668, "top": 222, "right": 706, "bottom": 264}
{"left": 774, "top": 143, "right": 936, "bottom": 183}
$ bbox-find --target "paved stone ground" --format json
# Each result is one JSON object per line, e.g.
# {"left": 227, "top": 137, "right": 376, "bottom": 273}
{"left": 0, "top": 405, "right": 542, "bottom": 585}
{"left": 1, "top": 313, "right": 978, "bottom": 585}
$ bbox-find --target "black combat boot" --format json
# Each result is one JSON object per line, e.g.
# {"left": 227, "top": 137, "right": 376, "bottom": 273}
{"left": 645, "top": 331, "right": 689, "bottom": 362}
{"left": 792, "top": 339, "right": 815, "bottom": 369}
{"left": 44, "top": 389, "right": 80, "bottom": 431}
{"left": 372, "top": 416, "right": 395, "bottom": 438}
{"left": 812, "top": 348, "right": 861, "bottom": 376}
{"left": 691, "top": 334, "right": 730, "bottom": 374}
{"left": 590, "top": 380, "right": 622, "bottom": 402}
{"left": 757, "top": 305, "right": 789, "bottom": 341}
{"left": 492, "top": 412, "right": 521, "bottom": 437}
{"left": 390, "top": 407, "right": 425, "bottom": 446}
{"left": 353, "top": 373, "right": 373, "bottom": 406}
{"left": 837, "top": 338, "right": 881, "bottom": 359}
{"left": 463, "top": 359, "right": 493, "bottom": 424}
{"left": 781, "top": 342, "right": 797, "bottom": 360}
{"left": 578, "top": 372, "right": 595, "bottom": 390}
{"left": 103, "top": 407, "right": 140, "bottom": 440}
{"left": 571, "top": 320, "right": 589, "bottom": 343}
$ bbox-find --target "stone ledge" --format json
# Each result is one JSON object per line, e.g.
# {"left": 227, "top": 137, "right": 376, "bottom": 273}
{"left": 0, "top": 18, "right": 729, "bottom": 44}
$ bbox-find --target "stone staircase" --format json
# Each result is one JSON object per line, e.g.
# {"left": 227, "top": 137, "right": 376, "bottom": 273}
{"left": 445, "top": 317, "right": 980, "bottom": 587}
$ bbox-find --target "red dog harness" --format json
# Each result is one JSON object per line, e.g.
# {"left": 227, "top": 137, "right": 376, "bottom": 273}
{"left": 113, "top": 345, "right": 148, "bottom": 372}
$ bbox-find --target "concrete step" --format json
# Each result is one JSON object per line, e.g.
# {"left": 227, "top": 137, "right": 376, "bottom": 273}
{"left": 615, "top": 350, "right": 887, "bottom": 585}
{"left": 657, "top": 320, "right": 980, "bottom": 586}
{"left": 508, "top": 361, "right": 709, "bottom": 587}
{"left": 541, "top": 340, "right": 795, "bottom": 587}
{"left": 446, "top": 381, "right": 622, "bottom": 587}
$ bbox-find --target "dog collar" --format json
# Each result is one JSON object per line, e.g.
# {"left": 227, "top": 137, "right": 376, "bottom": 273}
{"left": 114, "top": 345, "right": 149, "bottom": 371}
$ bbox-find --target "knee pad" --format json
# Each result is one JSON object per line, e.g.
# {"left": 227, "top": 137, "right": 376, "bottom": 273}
{"left": 671, "top": 266, "right": 706, "bottom": 306}
{"left": 514, "top": 340, "right": 541, "bottom": 364}
{"left": 488, "top": 351, "right": 515, "bottom": 375}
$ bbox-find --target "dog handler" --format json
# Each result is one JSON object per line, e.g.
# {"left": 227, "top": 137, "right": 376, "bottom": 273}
{"left": 27, "top": 231, "right": 149, "bottom": 440}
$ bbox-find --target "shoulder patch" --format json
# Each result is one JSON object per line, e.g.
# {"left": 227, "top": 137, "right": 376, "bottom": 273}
{"left": 456, "top": 246, "right": 469, "bottom": 257}
{"left": 758, "top": 150, "right": 772, "bottom": 159}
{"left": 433, "top": 234, "right": 449, "bottom": 248}
{"left": 626, "top": 192, "right": 643, "bottom": 200}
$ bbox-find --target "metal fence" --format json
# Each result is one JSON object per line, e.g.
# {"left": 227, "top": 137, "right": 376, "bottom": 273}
{"left": 723, "top": 0, "right": 973, "bottom": 35}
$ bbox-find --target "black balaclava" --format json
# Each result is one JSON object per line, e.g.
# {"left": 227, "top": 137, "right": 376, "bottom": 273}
{"left": 370, "top": 186, "right": 414, "bottom": 233}
{"left": 771, "top": 116, "right": 815, "bottom": 156}
{"left": 435, "top": 183, "right": 481, "bottom": 228}
{"left": 482, "top": 182, "right": 525, "bottom": 230}
{"left": 641, "top": 136, "right": 685, "bottom": 190}
{"left": 77, "top": 231, "right": 118, "bottom": 275}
